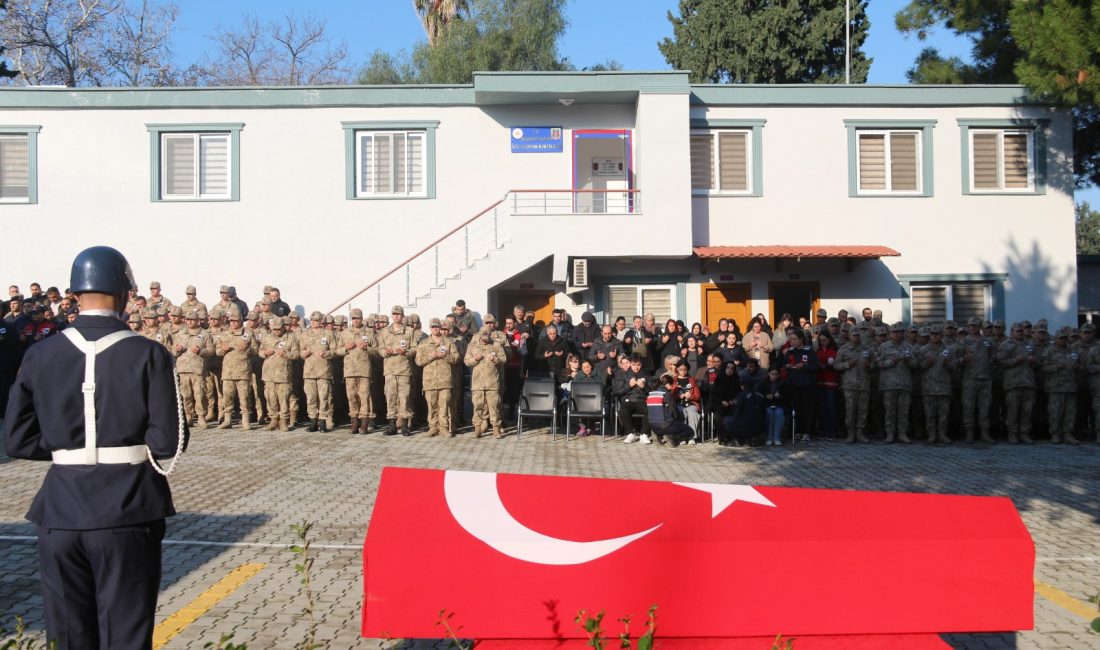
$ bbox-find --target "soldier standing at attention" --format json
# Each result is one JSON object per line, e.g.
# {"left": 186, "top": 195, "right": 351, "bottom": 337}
{"left": 179, "top": 285, "right": 206, "bottom": 315}
{"left": 5, "top": 246, "right": 187, "bottom": 650}
{"left": 377, "top": 305, "right": 418, "bottom": 436}
{"left": 997, "top": 323, "right": 1038, "bottom": 444}
{"left": 147, "top": 281, "right": 171, "bottom": 310}
{"left": 259, "top": 317, "right": 299, "bottom": 431}
{"left": 299, "top": 311, "right": 334, "bottom": 432}
{"left": 416, "top": 317, "right": 460, "bottom": 437}
{"left": 833, "top": 327, "right": 872, "bottom": 443}
{"left": 339, "top": 308, "right": 376, "bottom": 434}
{"left": 173, "top": 310, "right": 214, "bottom": 429}
{"left": 877, "top": 322, "right": 918, "bottom": 443}
{"left": 204, "top": 309, "right": 226, "bottom": 425}
{"left": 956, "top": 316, "right": 997, "bottom": 443}
{"left": 918, "top": 325, "right": 954, "bottom": 444}
{"left": 466, "top": 324, "right": 507, "bottom": 438}
{"left": 1041, "top": 327, "right": 1080, "bottom": 445}
{"left": 216, "top": 308, "right": 256, "bottom": 430}
{"left": 141, "top": 308, "right": 171, "bottom": 350}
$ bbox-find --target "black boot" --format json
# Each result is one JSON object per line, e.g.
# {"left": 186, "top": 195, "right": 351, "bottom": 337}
{"left": 350, "top": 417, "right": 360, "bottom": 434}
{"left": 319, "top": 419, "right": 329, "bottom": 433}
{"left": 385, "top": 419, "right": 398, "bottom": 436}
{"left": 306, "top": 419, "right": 319, "bottom": 432}
{"left": 362, "top": 419, "right": 373, "bottom": 433}
{"left": 401, "top": 421, "right": 412, "bottom": 437}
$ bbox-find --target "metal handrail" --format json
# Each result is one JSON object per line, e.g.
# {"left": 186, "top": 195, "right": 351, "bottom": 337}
{"left": 326, "top": 188, "right": 642, "bottom": 315}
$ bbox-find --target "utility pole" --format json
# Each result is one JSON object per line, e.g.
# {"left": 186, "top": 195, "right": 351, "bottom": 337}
{"left": 845, "top": 0, "right": 851, "bottom": 84}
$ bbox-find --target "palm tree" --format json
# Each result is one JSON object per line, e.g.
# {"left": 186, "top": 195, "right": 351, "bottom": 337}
{"left": 412, "top": 0, "right": 469, "bottom": 46}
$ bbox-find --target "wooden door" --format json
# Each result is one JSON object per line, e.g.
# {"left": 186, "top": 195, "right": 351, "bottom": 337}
{"left": 497, "top": 291, "right": 555, "bottom": 329}
{"left": 701, "top": 283, "right": 751, "bottom": 333}
{"left": 768, "top": 281, "right": 820, "bottom": 326}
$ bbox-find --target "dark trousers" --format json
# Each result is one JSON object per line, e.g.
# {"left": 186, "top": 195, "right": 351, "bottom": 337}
{"left": 617, "top": 399, "right": 649, "bottom": 435}
{"left": 653, "top": 421, "right": 694, "bottom": 445}
{"left": 38, "top": 519, "right": 165, "bottom": 650}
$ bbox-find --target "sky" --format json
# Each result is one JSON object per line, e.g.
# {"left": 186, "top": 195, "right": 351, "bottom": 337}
{"left": 169, "top": 0, "right": 1096, "bottom": 204}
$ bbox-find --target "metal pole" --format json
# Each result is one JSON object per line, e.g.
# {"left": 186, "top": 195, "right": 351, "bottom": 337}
{"left": 845, "top": 0, "right": 851, "bottom": 84}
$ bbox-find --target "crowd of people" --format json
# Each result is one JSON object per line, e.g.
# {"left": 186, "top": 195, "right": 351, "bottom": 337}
{"left": 3, "top": 281, "right": 1099, "bottom": 448}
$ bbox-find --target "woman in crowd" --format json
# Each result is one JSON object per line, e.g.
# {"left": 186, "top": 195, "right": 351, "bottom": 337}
{"left": 672, "top": 361, "right": 702, "bottom": 440}
{"left": 659, "top": 319, "right": 685, "bottom": 362}
{"left": 717, "top": 330, "right": 751, "bottom": 371}
{"left": 571, "top": 358, "right": 603, "bottom": 436}
{"left": 815, "top": 330, "right": 840, "bottom": 439}
{"left": 742, "top": 318, "right": 774, "bottom": 369}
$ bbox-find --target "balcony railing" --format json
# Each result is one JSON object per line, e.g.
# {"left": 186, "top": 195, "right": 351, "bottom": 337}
{"left": 510, "top": 189, "right": 641, "bottom": 215}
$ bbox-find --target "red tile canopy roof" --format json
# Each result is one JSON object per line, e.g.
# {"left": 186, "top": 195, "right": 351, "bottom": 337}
{"left": 694, "top": 245, "right": 901, "bottom": 259}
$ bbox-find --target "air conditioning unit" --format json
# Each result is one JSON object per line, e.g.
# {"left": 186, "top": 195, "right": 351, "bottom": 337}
{"left": 571, "top": 258, "right": 588, "bottom": 288}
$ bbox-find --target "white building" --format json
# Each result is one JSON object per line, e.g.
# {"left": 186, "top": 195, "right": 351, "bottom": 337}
{"left": 0, "top": 71, "right": 1078, "bottom": 328}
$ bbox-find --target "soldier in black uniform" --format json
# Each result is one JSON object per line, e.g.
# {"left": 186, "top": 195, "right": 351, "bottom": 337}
{"left": 4, "top": 246, "right": 187, "bottom": 650}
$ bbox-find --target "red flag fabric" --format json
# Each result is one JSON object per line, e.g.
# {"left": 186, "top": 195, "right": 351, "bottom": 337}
{"left": 475, "top": 635, "right": 951, "bottom": 649}
{"left": 362, "top": 467, "right": 1033, "bottom": 640}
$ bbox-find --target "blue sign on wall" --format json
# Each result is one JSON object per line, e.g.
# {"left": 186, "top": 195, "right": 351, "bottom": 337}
{"left": 511, "top": 126, "right": 564, "bottom": 153}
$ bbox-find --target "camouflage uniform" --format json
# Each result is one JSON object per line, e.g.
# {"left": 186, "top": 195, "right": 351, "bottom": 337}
{"left": 338, "top": 309, "right": 377, "bottom": 434}
{"left": 299, "top": 312, "right": 335, "bottom": 431}
{"left": 377, "top": 306, "right": 418, "bottom": 434}
{"left": 216, "top": 316, "right": 257, "bottom": 430}
{"left": 1040, "top": 329, "right": 1080, "bottom": 444}
{"left": 1087, "top": 336, "right": 1100, "bottom": 443}
{"left": 259, "top": 318, "right": 300, "bottom": 431}
{"left": 833, "top": 334, "right": 872, "bottom": 442}
{"left": 415, "top": 319, "right": 460, "bottom": 436}
{"left": 956, "top": 321, "right": 996, "bottom": 443}
{"left": 465, "top": 326, "right": 506, "bottom": 437}
{"left": 1072, "top": 324, "right": 1097, "bottom": 442}
{"left": 204, "top": 310, "right": 226, "bottom": 422}
{"left": 140, "top": 309, "right": 172, "bottom": 350}
{"left": 996, "top": 326, "right": 1038, "bottom": 444}
{"left": 876, "top": 324, "right": 917, "bottom": 443}
{"left": 917, "top": 329, "right": 954, "bottom": 444}
{"left": 173, "top": 316, "right": 214, "bottom": 428}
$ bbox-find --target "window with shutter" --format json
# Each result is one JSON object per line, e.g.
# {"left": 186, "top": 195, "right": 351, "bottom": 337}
{"left": 641, "top": 289, "right": 672, "bottom": 324}
{"left": 606, "top": 285, "right": 677, "bottom": 324}
{"left": 0, "top": 135, "right": 30, "bottom": 200}
{"left": 911, "top": 284, "right": 991, "bottom": 322}
{"left": 690, "top": 129, "right": 751, "bottom": 194}
{"left": 356, "top": 130, "right": 427, "bottom": 197}
{"left": 857, "top": 130, "right": 920, "bottom": 193}
{"left": 970, "top": 129, "right": 1033, "bottom": 192}
{"left": 160, "top": 132, "right": 232, "bottom": 200}
{"left": 608, "top": 287, "right": 637, "bottom": 323}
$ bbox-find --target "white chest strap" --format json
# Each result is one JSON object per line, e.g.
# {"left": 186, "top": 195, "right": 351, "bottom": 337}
{"left": 62, "top": 328, "right": 141, "bottom": 465}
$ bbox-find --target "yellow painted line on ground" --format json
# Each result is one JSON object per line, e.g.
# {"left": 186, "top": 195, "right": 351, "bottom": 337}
{"left": 1035, "top": 580, "right": 1098, "bottom": 620}
{"left": 153, "top": 563, "right": 266, "bottom": 649}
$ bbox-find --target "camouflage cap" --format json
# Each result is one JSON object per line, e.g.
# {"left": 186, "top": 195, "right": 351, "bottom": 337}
{"left": 263, "top": 285, "right": 274, "bottom": 293}
{"left": 128, "top": 312, "right": 142, "bottom": 323}
{"left": 826, "top": 317, "right": 840, "bottom": 326}
{"left": 349, "top": 308, "right": 363, "bottom": 319}
{"left": 208, "top": 308, "right": 223, "bottom": 319}
{"left": 224, "top": 307, "right": 242, "bottom": 321}
{"left": 908, "top": 323, "right": 919, "bottom": 332}
{"left": 918, "top": 327, "right": 930, "bottom": 337}
{"left": 391, "top": 305, "right": 405, "bottom": 315}
{"left": 1021, "top": 320, "right": 1033, "bottom": 328}
{"left": 929, "top": 324, "right": 943, "bottom": 335}
{"left": 185, "top": 285, "right": 197, "bottom": 294}
{"left": 142, "top": 308, "right": 157, "bottom": 319}
{"left": 429, "top": 317, "right": 442, "bottom": 327}
{"left": 889, "top": 322, "right": 905, "bottom": 332}
{"left": 875, "top": 326, "right": 888, "bottom": 336}
{"left": 333, "top": 315, "right": 346, "bottom": 326}
{"left": 219, "top": 285, "right": 229, "bottom": 293}
{"left": 324, "top": 314, "right": 335, "bottom": 325}
{"left": 246, "top": 310, "right": 259, "bottom": 321}
{"left": 408, "top": 313, "right": 420, "bottom": 324}
{"left": 367, "top": 313, "right": 378, "bottom": 323}
{"left": 1034, "top": 321, "right": 1049, "bottom": 333}
{"left": 839, "top": 323, "right": 851, "bottom": 332}
{"left": 479, "top": 324, "right": 493, "bottom": 336}
{"left": 968, "top": 316, "right": 983, "bottom": 326}
{"left": 993, "top": 319, "right": 1006, "bottom": 328}
{"left": 982, "top": 320, "right": 993, "bottom": 329}
{"left": 1055, "top": 326, "right": 1071, "bottom": 338}
{"left": 269, "top": 316, "right": 284, "bottom": 329}
{"left": 1081, "top": 322, "right": 1096, "bottom": 333}
{"left": 816, "top": 308, "right": 828, "bottom": 317}
{"left": 156, "top": 306, "right": 168, "bottom": 316}
{"left": 287, "top": 312, "right": 300, "bottom": 321}
{"left": 483, "top": 313, "right": 497, "bottom": 323}
{"left": 309, "top": 310, "right": 323, "bottom": 321}
{"left": 149, "top": 281, "right": 161, "bottom": 289}
{"left": 169, "top": 305, "right": 182, "bottom": 317}
{"left": 944, "top": 320, "right": 958, "bottom": 329}
{"left": 261, "top": 297, "right": 272, "bottom": 305}
{"left": 184, "top": 309, "right": 201, "bottom": 320}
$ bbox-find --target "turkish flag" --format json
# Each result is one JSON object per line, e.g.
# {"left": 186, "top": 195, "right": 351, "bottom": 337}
{"left": 362, "top": 468, "right": 1033, "bottom": 640}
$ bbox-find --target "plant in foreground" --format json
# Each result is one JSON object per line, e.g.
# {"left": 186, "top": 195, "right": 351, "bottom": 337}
{"left": 1, "top": 616, "right": 56, "bottom": 650}
{"left": 291, "top": 520, "right": 318, "bottom": 650}
{"left": 434, "top": 609, "right": 471, "bottom": 649}
{"left": 202, "top": 632, "right": 248, "bottom": 649}
{"left": 576, "top": 604, "right": 657, "bottom": 649}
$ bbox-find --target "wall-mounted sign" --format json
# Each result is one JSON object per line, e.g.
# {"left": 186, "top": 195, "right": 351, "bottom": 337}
{"left": 720, "top": 275, "right": 734, "bottom": 281}
{"left": 511, "top": 127, "right": 563, "bottom": 153}
{"left": 520, "top": 283, "right": 534, "bottom": 289}
{"left": 592, "top": 157, "right": 625, "bottom": 177}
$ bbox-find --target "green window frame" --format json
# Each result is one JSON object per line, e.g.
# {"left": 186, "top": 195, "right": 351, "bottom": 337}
{"left": 688, "top": 119, "right": 765, "bottom": 197}
{"left": 844, "top": 119, "right": 935, "bottom": 198}
{"left": 342, "top": 120, "right": 438, "bottom": 200}
{"left": 0, "top": 125, "right": 41, "bottom": 204}
{"left": 146, "top": 123, "right": 243, "bottom": 202}
{"left": 898, "top": 273, "right": 1008, "bottom": 322}
{"left": 958, "top": 119, "right": 1048, "bottom": 195}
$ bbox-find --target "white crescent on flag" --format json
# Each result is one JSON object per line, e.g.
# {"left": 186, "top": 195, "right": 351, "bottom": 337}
{"left": 443, "top": 470, "right": 775, "bottom": 566}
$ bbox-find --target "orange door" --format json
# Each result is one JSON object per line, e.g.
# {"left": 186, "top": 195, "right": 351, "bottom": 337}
{"left": 497, "top": 291, "right": 555, "bottom": 329}
{"left": 701, "top": 284, "right": 751, "bottom": 333}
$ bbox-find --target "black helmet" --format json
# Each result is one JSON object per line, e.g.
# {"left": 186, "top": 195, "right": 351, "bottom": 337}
{"left": 70, "top": 246, "right": 137, "bottom": 295}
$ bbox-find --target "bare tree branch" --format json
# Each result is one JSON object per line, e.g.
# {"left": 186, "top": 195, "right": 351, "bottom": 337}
{"left": 200, "top": 12, "right": 349, "bottom": 86}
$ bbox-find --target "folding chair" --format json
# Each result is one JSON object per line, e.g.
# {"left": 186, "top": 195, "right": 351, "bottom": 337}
{"left": 516, "top": 378, "right": 557, "bottom": 440}
{"left": 565, "top": 382, "right": 606, "bottom": 440}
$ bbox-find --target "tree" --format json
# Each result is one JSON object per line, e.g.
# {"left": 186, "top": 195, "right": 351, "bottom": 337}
{"left": 0, "top": 0, "right": 19, "bottom": 78}
{"left": 201, "top": 13, "right": 350, "bottom": 86}
{"left": 895, "top": 0, "right": 1019, "bottom": 84}
{"left": 102, "top": 0, "right": 179, "bottom": 86}
{"left": 658, "top": 0, "right": 872, "bottom": 84}
{"left": 895, "top": 0, "right": 1100, "bottom": 187}
{"left": 359, "top": 0, "right": 569, "bottom": 85}
{"left": 413, "top": 0, "right": 469, "bottom": 47}
{"left": 1077, "top": 202, "right": 1100, "bottom": 255}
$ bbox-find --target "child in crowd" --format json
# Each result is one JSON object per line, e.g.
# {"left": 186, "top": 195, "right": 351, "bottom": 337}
{"left": 763, "top": 367, "right": 788, "bottom": 446}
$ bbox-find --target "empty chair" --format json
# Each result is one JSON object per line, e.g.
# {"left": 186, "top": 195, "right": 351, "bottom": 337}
{"left": 516, "top": 377, "right": 557, "bottom": 439}
{"left": 565, "top": 382, "right": 607, "bottom": 440}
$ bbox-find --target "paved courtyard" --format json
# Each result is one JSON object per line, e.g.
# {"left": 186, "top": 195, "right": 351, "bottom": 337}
{"left": 1, "top": 421, "right": 1098, "bottom": 649}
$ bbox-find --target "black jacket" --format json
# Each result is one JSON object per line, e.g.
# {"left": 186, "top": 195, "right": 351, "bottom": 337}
{"left": 4, "top": 314, "right": 187, "bottom": 529}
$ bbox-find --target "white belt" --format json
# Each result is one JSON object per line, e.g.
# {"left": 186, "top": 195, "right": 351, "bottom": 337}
{"left": 52, "top": 444, "right": 150, "bottom": 465}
